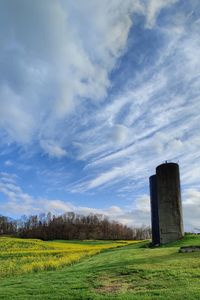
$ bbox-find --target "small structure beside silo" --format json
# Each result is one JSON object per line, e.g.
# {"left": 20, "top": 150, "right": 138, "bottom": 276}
{"left": 149, "top": 162, "right": 184, "bottom": 245}
{"left": 149, "top": 175, "right": 160, "bottom": 245}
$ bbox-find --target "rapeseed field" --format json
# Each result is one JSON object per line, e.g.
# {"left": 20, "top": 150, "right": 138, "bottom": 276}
{"left": 0, "top": 237, "right": 138, "bottom": 277}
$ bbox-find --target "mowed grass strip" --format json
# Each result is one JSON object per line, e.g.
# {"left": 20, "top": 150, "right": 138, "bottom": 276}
{"left": 0, "top": 237, "right": 138, "bottom": 277}
{"left": 0, "top": 234, "right": 199, "bottom": 299}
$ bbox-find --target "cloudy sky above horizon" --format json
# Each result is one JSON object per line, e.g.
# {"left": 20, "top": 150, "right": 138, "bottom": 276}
{"left": 0, "top": 0, "right": 200, "bottom": 231}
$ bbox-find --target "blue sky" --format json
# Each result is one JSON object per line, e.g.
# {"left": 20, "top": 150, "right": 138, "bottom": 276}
{"left": 0, "top": 0, "right": 200, "bottom": 231}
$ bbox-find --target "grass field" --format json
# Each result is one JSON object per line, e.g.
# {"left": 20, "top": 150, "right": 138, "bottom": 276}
{"left": 0, "top": 234, "right": 199, "bottom": 299}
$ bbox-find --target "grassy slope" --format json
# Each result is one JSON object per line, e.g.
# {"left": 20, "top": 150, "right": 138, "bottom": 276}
{"left": 0, "top": 235, "right": 199, "bottom": 300}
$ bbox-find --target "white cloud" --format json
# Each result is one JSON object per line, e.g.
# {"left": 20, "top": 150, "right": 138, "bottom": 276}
{"left": 145, "top": 0, "right": 178, "bottom": 28}
{"left": 0, "top": 0, "right": 144, "bottom": 146}
{"left": 40, "top": 200, "right": 74, "bottom": 214}
{"left": 135, "top": 195, "right": 151, "bottom": 213}
{"left": 73, "top": 159, "right": 145, "bottom": 192}
{"left": 112, "top": 124, "right": 130, "bottom": 145}
{"left": 0, "top": 0, "right": 180, "bottom": 149}
{"left": 4, "top": 160, "right": 13, "bottom": 167}
{"left": 40, "top": 140, "right": 67, "bottom": 158}
{"left": 0, "top": 85, "right": 35, "bottom": 143}
{"left": 68, "top": 5, "right": 200, "bottom": 195}
{"left": 182, "top": 189, "right": 200, "bottom": 232}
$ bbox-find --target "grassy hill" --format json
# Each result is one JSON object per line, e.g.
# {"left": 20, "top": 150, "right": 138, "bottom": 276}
{"left": 0, "top": 235, "right": 199, "bottom": 299}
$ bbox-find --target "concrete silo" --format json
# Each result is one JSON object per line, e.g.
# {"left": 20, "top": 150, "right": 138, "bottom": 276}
{"left": 156, "top": 162, "right": 184, "bottom": 244}
{"left": 149, "top": 162, "right": 184, "bottom": 245}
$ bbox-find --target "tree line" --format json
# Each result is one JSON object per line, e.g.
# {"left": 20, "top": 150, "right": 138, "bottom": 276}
{"left": 0, "top": 213, "right": 151, "bottom": 240}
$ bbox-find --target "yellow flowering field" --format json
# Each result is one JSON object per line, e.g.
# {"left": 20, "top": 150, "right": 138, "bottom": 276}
{"left": 0, "top": 237, "right": 138, "bottom": 277}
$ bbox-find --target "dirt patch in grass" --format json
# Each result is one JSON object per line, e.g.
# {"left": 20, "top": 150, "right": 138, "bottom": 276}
{"left": 94, "top": 272, "right": 143, "bottom": 295}
{"left": 96, "top": 284, "right": 122, "bottom": 294}
{"left": 94, "top": 274, "right": 130, "bottom": 294}
{"left": 93, "top": 268, "right": 172, "bottom": 295}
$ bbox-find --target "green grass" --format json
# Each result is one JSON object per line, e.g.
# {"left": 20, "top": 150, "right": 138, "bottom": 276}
{"left": 0, "top": 235, "right": 199, "bottom": 299}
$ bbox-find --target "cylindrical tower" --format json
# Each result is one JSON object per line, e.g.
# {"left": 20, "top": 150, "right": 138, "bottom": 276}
{"left": 156, "top": 162, "right": 184, "bottom": 244}
{"left": 149, "top": 175, "right": 160, "bottom": 245}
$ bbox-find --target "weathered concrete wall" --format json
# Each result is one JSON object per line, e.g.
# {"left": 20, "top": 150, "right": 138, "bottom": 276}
{"left": 149, "top": 175, "right": 160, "bottom": 245}
{"left": 156, "top": 163, "right": 184, "bottom": 244}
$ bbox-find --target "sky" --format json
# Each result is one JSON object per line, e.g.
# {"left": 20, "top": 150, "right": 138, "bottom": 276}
{"left": 0, "top": 0, "right": 200, "bottom": 232}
